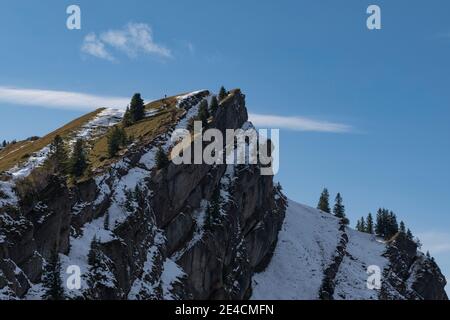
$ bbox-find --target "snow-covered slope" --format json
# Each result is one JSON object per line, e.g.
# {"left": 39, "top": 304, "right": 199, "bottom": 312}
{"left": 333, "top": 228, "right": 388, "bottom": 299}
{"left": 252, "top": 199, "right": 388, "bottom": 300}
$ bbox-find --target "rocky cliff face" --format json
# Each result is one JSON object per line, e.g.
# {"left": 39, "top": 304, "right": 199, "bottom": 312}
{"left": 382, "top": 232, "right": 448, "bottom": 300}
{"left": 0, "top": 89, "right": 286, "bottom": 300}
{"left": 0, "top": 89, "right": 447, "bottom": 300}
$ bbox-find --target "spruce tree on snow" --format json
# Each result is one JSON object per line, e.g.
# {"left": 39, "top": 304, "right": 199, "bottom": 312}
{"left": 356, "top": 219, "right": 362, "bottom": 232}
{"left": 103, "top": 212, "right": 110, "bottom": 231}
{"left": 218, "top": 86, "right": 228, "bottom": 101}
{"left": 198, "top": 100, "right": 210, "bottom": 127}
{"left": 317, "top": 188, "right": 331, "bottom": 213}
{"left": 69, "top": 139, "right": 88, "bottom": 177}
{"left": 155, "top": 147, "right": 169, "bottom": 169}
{"left": 134, "top": 184, "right": 145, "bottom": 207}
{"left": 86, "top": 236, "right": 109, "bottom": 299}
{"left": 86, "top": 236, "right": 117, "bottom": 299}
{"left": 387, "top": 211, "right": 399, "bottom": 239}
{"left": 333, "top": 193, "right": 349, "bottom": 225}
{"left": 42, "top": 246, "right": 64, "bottom": 300}
{"left": 375, "top": 208, "right": 399, "bottom": 239}
{"left": 366, "top": 213, "right": 374, "bottom": 234}
{"left": 375, "top": 209, "right": 384, "bottom": 237}
{"left": 2, "top": 140, "right": 7, "bottom": 148}
{"left": 361, "top": 217, "right": 366, "bottom": 231}
{"left": 210, "top": 96, "right": 219, "bottom": 115}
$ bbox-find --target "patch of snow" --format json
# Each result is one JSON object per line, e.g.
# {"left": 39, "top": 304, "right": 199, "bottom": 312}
{"left": 60, "top": 215, "right": 117, "bottom": 298}
{"left": 0, "top": 180, "right": 18, "bottom": 208}
{"left": 145, "top": 108, "right": 163, "bottom": 118}
{"left": 176, "top": 90, "right": 207, "bottom": 104}
{"left": 127, "top": 245, "right": 159, "bottom": 299}
{"left": 219, "top": 165, "right": 236, "bottom": 215}
{"left": 74, "top": 108, "right": 124, "bottom": 142}
{"left": 8, "top": 146, "right": 51, "bottom": 180}
{"left": 127, "top": 231, "right": 165, "bottom": 299}
{"left": 252, "top": 199, "right": 341, "bottom": 300}
{"left": 161, "top": 258, "right": 186, "bottom": 300}
{"left": 333, "top": 228, "right": 388, "bottom": 300}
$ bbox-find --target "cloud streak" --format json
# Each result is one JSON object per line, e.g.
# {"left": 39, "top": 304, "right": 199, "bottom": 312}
{"left": 0, "top": 86, "right": 130, "bottom": 111}
{"left": 81, "top": 23, "right": 172, "bottom": 62}
{"left": 0, "top": 87, "right": 353, "bottom": 133}
{"left": 249, "top": 113, "right": 353, "bottom": 133}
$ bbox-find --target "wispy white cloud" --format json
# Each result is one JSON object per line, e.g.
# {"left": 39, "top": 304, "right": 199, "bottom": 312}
{"left": 0, "top": 86, "right": 129, "bottom": 111}
{"left": 81, "top": 23, "right": 171, "bottom": 62}
{"left": 81, "top": 33, "right": 116, "bottom": 62}
{"left": 249, "top": 113, "right": 353, "bottom": 133}
{"left": 417, "top": 231, "right": 450, "bottom": 254}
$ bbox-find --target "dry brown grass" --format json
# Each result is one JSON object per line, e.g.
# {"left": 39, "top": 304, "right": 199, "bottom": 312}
{"left": 0, "top": 92, "right": 186, "bottom": 179}
{"left": 87, "top": 98, "right": 183, "bottom": 173}
{"left": 0, "top": 109, "right": 103, "bottom": 173}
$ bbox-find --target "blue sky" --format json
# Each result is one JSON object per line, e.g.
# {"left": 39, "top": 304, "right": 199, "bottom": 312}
{"left": 0, "top": 0, "right": 449, "bottom": 294}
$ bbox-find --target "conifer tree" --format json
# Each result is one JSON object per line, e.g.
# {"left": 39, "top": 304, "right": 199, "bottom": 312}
{"left": 406, "top": 228, "right": 413, "bottom": 241}
{"left": 2, "top": 140, "right": 7, "bottom": 148}
{"left": 155, "top": 147, "right": 169, "bottom": 169}
{"left": 317, "top": 188, "right": 331, "bottom": 213}
{"left": 218, "top": 86, "right": 228, "bottom": 101}
{"left": 366, "top": 213, "right": 374, "bottom": 234}
{"left": 50, "top": 135, "right": 68, "bottom": 173}
{"left": 359, "top": 217, "right": 365, "bottom": 232}
{"left": 198, "top": 100, "right": 210, "bottom": 127}
{"left": 375, "top": 209, "right": 384, "bottom": 237}
{"left": 104, "top": 212, "right": 110, "bottom": 231}
{"left": 129, "top": 93, "right": 145, "bottom": 122}
{"left": 42, "top": 246, "right": 64, "bottom": 300}
{"left": 107, "top": 126, "right": 127, "bottom": 158}
{"left": 124, "top": 188, "right": 135, "bottom": 213}
{"left": 86, "top": 236, "right": 113, "bottom": 299}
{"left": 69, "top": 139, "right": 88, "bottom": 177}
{"left": 134, "top": 184, "right": 145, "bottom": 207}
{"left": 356, "top": 219, "right": 361, "bottom": 232}
{"left": 122, "top": 106, "right": 133, "bottom": 127}
{"left": 387, "top": 211, "right": 399, "bottom": 239}
{"left": 399, "top": 221, "right": 406, "bottom": 234}
{"left": 333, "top": 193, "right": 345, "bottom": 218}
{"left": 206, "top": 187, "right": 222, "bottom": 230}
{"left": 210, "top": 96, "right": 219, "bottom": 115}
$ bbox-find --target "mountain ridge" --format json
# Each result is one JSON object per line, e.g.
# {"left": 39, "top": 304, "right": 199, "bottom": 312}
{"left": 0, "top": 88, "right": 447, "bottom": 300}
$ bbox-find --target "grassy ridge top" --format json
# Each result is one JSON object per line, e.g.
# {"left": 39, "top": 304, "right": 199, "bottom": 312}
{"left": 0, "top": 108, "right": 104, "bottom": 173}
{"left": 0, "top": 93, "right": 184, "bottom": 177}
{"left": 88, "top": 97, "right": 183, "bottom": 173}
